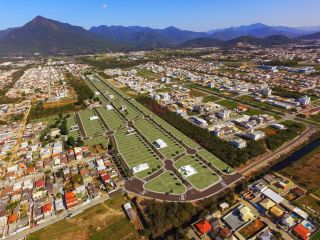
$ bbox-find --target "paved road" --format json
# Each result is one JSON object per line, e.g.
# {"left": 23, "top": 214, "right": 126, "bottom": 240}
{"left": 239, "top": 125, "right": 317, "bottom": 176}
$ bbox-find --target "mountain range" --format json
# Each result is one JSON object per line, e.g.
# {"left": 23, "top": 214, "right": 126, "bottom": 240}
{"left": 0, "top": 16, "right": 320, "bottom": 56}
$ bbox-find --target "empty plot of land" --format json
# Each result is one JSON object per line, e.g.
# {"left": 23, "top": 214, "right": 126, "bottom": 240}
{"left": 96, "top": 107, "right": 126, "bottom": 131}
{"left": 174, "top": 155, "right": 219, "bottom": 191}
{"left": 66, "top": 113, "right": 81, "bottom": 139}
{"left": 135, "top": 119, "right": 184, "bottom": 159}
{"left": 84, "top": 136, "right": 109, "bottom": 148}
{"left": 79, "top": 109, "right": 105, "bottom": 137}
{"left": 144, "top": 171, "right": 187, "bottom": 195}
{"left": 197, "top": 149, "right": 233, "bottom": 173}
{"left": 115, "top": 129, "right": 163, "bottom": 179}
{"left": 151, "top": 114, "right": 199, "bottom": 149}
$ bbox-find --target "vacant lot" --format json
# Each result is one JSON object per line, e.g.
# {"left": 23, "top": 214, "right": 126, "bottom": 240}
{"left": 203, "top": 95, "right": 220, "bottom": 102}
{"left": 115, "top": 129, "right": 163, "bottom": 179}
{"left": 144, "top": 171, "right": 186, "bottom": 195}
{"left": 28, "top": 195, "right": 140, "bottom": 240}
{"left": 217, "top": 99, "right": 238, "bottom": 109}
{"left": 280, "top": 146, "right": 320, "bottom": 197}
{"left": 174, "top": 155, "right": 219, "bottom": 190}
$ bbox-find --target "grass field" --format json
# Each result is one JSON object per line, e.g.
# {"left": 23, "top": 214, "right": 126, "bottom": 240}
{"left": 134, "top": 118, "right": 184, "bottom": 159}
{"left": 28, "top": 194, "right": 140, "bottom": 240}
{"left": 151, "top": 114, "right": 199, "bottom": 149}
{"left": 203, "top": 95, "right": 220, "bottom": 102}
{"left": 280, "top": 146, "right": 320, "bottom": 197}
{"left": 84, "top": 136, "right": 109, "bottom": 148}
{"left": 96, "top": 106, "right": 126, "bottom": 131}
{"left": 189, "top": 89, "right": 208, "bottom": 97}
{"left": 217, "top": 99, "right": 239, "bottom": 109}
{"left": 79, "top": 109, "right": 105, "bottom": 138}
{"left": 144, "top": 171, "right": 187, "bottom": 195}
{"left": 66, "top": 113, "right": 81, "bottom": 139}
{"left": 136, "top": 69, "right": 160, "bottom": 80}
{"left": 295, "top": 194, "right": 320, "bottom": 219}
{"left": 30, "top": 115, "right": 59, "bottom": 126}
{"left": 43, "top": 99, "right": 77, "bottom": 109}
{"left": 115, "top": 129, "right": 163, "bottom": 179}
{"left": 174, "top": 155, "right": 219, "bottom": 190}
{"left": 197, "top": 149, "right": 233, "bottom": 173}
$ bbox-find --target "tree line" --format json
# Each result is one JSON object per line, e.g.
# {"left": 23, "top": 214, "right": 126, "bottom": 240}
{"left": 136, "top": 95, "right": 266, "bottom": 167}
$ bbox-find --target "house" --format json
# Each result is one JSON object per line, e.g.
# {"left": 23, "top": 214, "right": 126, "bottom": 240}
{"left": 50, "top": 128, "right": 61, "bottom": 137}
{"left": 219, "top": 202, "right": 230, "bottom": 212}
{"left": 269, "top": 206, "right": 284, "bottom": 218}
{"left": 35, "top": 179, "right": 45, "bottom": 189}
{"left": 240, "top": 206, "right": 254, "bottom": 222}
{"left": 42, "top": 203, "right": 52, "bottom": 216}
{"left": 230, "top": 138, "right": 247, "bottom": 149}
{"left": 65, "top": 192, "right": 78, "bottom": 209}
{"left": 260, "top": 198, "right": 276, "bottom": 210}
{"left": 194, "top": 218, "right": 212, "bottom": 237}
{"left": 154, "top": 139, "right": 167, "bottom": 149}
{"left": 245, "top": 130, "right": 265, "bottom": 141}
{"left": 293, "top": 224, "right": 310, "bottom": 240}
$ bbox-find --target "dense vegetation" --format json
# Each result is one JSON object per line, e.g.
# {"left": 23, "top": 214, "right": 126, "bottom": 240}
{"left": 265, "top": 121, "right": 306, "bottom": 150}
{"left": 272, "top": 86, "right": 305, "bottom": 99}
{"left": 139, "top": 189, "right": 236, "bottom": 239}
{"left": 266, "top": 60, "right": 300, "bottom": 67}
{"left": 0, "top": 69, "right": 25, "bottom": 104}
{"left": 136, "top": 95, "right": 266, "bottom": 167}
{"left": 28, "top": 73, "right": 94, "bottom": 120}
{"left": 65, "top": 73, "right": 94, "bottom": 105}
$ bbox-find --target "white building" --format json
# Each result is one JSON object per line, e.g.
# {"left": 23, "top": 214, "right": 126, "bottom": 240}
{"left": 132, "top": 163, "right": 149, "bottom": 173}
{"left": 89, "top": 116, "right": 99, "bottom": 121}
{"left": 245, "top": 130, "right": 265, "bottom": 141}
{"left": 230, "top": 138, "right": 247, "bottom": 149}
{"left": 154, "top": 139, "right": 167, "bottom": 149}
{"left": 191, "top": 116, "right": 208, "bottom": 127}
{"left": 216, "top": 110, "right": 231, "bottom": 120}
{"left": 299, "top": 96, "right": 311, "bottom": 106}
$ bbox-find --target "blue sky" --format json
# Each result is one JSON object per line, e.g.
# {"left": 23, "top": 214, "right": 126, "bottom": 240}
{"left": 0, "top": 0, "right": 319, "bottom": 31}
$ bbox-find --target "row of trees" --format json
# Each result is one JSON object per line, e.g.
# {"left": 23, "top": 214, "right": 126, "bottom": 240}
{"left": 136, "top": 96, "right": 266, "bottom": 167}
{"left": 65, "top": 73, "right": 94, "bottom": 105}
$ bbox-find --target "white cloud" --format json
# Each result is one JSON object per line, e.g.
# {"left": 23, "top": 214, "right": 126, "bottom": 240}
{"left": 102, "top": 3, "right": 108, "bottom": 9}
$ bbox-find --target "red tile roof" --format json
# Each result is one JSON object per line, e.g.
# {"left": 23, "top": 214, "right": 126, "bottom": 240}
{"left": 8, "top": 214, "right": 18, "bottom": 224}
{"left": 42, "top": 203, "right": 52, "bottom": 213}
{"left": 293, "top": 224, "right": 310, "bottom": 240}
{"left": 195, "top": 219, "right": 212, "bottom": 235}
{"left": 35, "top": 179, "right": 45, "bottom": 188}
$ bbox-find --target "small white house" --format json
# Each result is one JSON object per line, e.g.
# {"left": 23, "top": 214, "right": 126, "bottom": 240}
{"left": 89, "top": 116, "right": 99, "bottom": 121}
{"left": 154, "top": 139, "right": 167, "bottom": 149}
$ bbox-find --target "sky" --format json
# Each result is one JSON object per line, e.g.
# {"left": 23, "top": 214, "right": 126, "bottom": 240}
{"left": 0, "top": 0, "right": 319, "bottom": 31}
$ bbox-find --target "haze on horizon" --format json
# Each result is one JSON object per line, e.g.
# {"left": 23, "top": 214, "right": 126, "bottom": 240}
{"left": 0, "top": 0, "right": 319, "bottom": 31}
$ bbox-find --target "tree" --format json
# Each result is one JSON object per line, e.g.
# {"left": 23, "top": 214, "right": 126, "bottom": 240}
{"left": 67, "top": 136, "right": 75, "bottom": 147}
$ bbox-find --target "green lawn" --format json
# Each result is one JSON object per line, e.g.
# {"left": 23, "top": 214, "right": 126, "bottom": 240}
{"left": 78, "top": 109, "right": 106, "bottom": 137}
{"left": 115, "top": 129, "right": 163, "bottom": 179}
{"left": 197, "top": 149, "right": 233, "bottom": 173}
{"left": 66, "top": 113, "right": 81, "bottom": 139}
{"left": 144, "top": 171, "right": 187, "bottom": 195}
{"left": 217, "top": 99, "right": 239, "bottom": 109}
{"left": 203, "top": 95, "right": 220, "bottom": 102}
{"left": 30, "top": 115, "right": 59, "bottom": 126}
{"left": 174, "top": 155, "right": 219, "bottom": 190}
{"left": 134, "top": 118, "right": 185, "bottom": 159}
{"left": 28, "top": 194, "right": 139, "bottom": 240}
{"left": 84, "top": 136, "right": 109, "bottom": 148}
{"left": 151, "top": 114, "right": 199, "bottom": 149}
{"left": 96, "top": 106, "right": 126, "bottom": 131}
{"left": 311, "top": 230, "right": 320, "bottom": 240}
